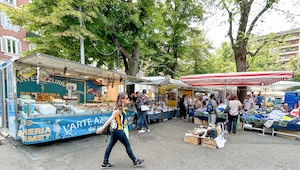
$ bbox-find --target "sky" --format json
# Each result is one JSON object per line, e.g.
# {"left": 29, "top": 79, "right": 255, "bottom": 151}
{"left": 202, "top": 1, "right": 300, "bottom": 48}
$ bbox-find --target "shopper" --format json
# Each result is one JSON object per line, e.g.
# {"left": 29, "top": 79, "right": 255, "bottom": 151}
{"left": 207, "top": 94, "right": 217, "bottom": 125}
{"left": 243, "top": 95, "right": 254, "bottom": 112}
{"left": 256, "top": 93, "right": 263, "bottom": 108}
{"left": 187, "top": 95, "right": 195, "bottom": 122}
{"left": 202, "top": 93, "right": 209, "bottom": 105}
{"left": 136, "top": 89, "right": 150, "bottom": 133}
{"left": 179, "top": 94, "right": 187, "bottom": 120}
{"left": 96, "top": 92, "right": 144, "bottom": 168}
{"left": 228, "top": 95, "right": 242, "bottom": 135}
{"left": 194, "top": 96, "right": 203, "bottom": 110}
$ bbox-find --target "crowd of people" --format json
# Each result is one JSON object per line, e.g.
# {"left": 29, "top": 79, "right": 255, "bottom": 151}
{"left": 178, "top": 92, "right": 265, "bottom": 135}
{"left": 94, "top": 90, "right": 267, "bottom": 168}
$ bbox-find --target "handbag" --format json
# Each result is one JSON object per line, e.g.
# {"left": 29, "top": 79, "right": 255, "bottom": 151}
{"left": 223, "top": 105, "right": 230, "bottom": 114}
{"left": 141, "top": 105, "right": 150, "bottom": 111}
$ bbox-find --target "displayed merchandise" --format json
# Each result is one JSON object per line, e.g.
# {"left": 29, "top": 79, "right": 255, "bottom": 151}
{"left": 141, "top": 105, "right": 150, "bottom": 111}
{"left": 35, "top": 104, "right": 57, "bottom": 115}
{"left": 184, "top": 123, "right": 226, "bottom": 149}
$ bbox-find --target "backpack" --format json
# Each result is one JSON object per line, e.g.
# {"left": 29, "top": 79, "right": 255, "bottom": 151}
{"left": 206, "top": 100, "right": 213, "bottom": 113}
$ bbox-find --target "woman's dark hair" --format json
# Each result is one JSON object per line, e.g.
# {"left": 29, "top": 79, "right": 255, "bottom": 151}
{"left": 142, "top": 89, "right": 147, "bottom": 93}
{"left": 116, "top": 92, "right": 127, "bottom": 107}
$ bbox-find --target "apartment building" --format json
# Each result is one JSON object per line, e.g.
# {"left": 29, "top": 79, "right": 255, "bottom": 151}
{"left": 275, "top": 28, "right": 300, "bottom": 65}
{"left": 0, "top": 0, "right": 30, "bottom": 65}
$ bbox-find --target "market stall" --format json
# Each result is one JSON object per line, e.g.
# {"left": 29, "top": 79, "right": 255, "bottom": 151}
{"left": 140, "top": 76, "right": 189, "bottom": 123}
{"left": 181, "top": 71, "right": 300, "bottom": 138}
{"left": 0, "top": 53, "right": 148, "bottom": 144}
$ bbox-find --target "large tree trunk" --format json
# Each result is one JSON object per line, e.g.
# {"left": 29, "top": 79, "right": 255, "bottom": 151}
{"left": 112, "top": 33, "right": 140, "bottom": 77}
{"left": 126, "top": 44, "right": 140, "bottom": 76}
{"left": 235, "top": 51, "right": 247, "bottom": 102}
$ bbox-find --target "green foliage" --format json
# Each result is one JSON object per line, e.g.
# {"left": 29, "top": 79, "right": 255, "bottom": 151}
{"left": 145, "top": 0, "right": 205, "bottom": 78}
{"left": 214, "top": 42, "right": 236, "bottom": 73}
{"left": 179, "top": 31, "right": 214, "bottom": 76}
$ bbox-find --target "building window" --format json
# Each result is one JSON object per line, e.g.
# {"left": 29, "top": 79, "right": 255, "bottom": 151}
{"left": 280, "top": 56, "right": 286, "bottom": 60}
{"left": 0, "top": 12, "right": 19, "bottom": 31}
{"left": 0, "top": 36, "right": 22, "bottom": 55}
{"left": 1, "top": 0, "right": 17, "bottom": 6}
{"left": 29, "top": 44, "right": 35, "bottom": 51}
{"left": 281, "top": 47, "right": 298, "bottom": 53}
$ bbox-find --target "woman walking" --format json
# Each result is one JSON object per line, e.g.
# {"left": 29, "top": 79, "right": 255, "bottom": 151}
{"left": 96, "top": 92, "right": 144, "bottom": 168}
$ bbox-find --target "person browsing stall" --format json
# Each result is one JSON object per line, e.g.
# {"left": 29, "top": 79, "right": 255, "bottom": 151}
{"left": 243, "top": 95, "right": 254, "bottom": 112}
{"left": 179, "top": 94, "right": 188, "bottom": 121}
{"left": 96, "top": 92, "right": 144, "bottom": 168}
{"left": 228, "top": 95, "right": 242, "bottom": 135}
{"left": 208, "top": 94, "right": 217, "bottom": 125}
{"left": 256, "top": 93, "right": 263, "bottom": 108}
{"left": 136, "top": 89, "right": 150, "bottom": 133}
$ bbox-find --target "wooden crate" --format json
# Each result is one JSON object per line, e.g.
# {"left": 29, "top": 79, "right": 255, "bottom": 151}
{"left": 194, "top": 117, "right": 203, "bottom": 125}
{"left": 184, "top": 133, "right": 201, "bottom": 145}
{"left": 276, "top": 130, "right": 300, "bottom": 140}
{"left": 201, "top": 138, "right": 217, "bottom": 149}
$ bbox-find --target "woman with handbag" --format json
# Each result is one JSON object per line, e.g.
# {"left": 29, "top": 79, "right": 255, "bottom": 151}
{"left": 96, "top": 92, "right": 144, "bottom": 168}
{"left": 136, "top": 89, "right": 150, "bottom": 133}
{"left": 227, "top": 95, "right": 242, "bottom": 135}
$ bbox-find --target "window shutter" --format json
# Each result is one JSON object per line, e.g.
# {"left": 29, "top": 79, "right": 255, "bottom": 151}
{"left": 0, "top": 12, "right": 6, "bottom": 27}
{"left": 0, "top": 37, "right": 6, "bottom": 52}
{"left": 18, "top": 41, "right": 22, "bottom": 54}
{"left": 0, "top": 37, "right": 3, "bottom": 52}
{"left": 14, "top": 25, "right": 20, "bottom": 31}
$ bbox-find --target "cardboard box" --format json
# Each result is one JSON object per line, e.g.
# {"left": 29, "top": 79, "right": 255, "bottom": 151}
{"left": 203, "top": 120, "right": 209, "bottom": 126}
{"left": 184, "top": 133, "right": 201, "bottom": 145}
{"left": 194, "top": 117, "right": 203, "bottom": 125}
{"left": 201, "top": 138, "right": 217, "bottom": 149}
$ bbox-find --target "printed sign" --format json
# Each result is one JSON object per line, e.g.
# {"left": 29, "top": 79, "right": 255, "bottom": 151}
{"left": 17, "top": 111, "right": 135, "bottom": 145}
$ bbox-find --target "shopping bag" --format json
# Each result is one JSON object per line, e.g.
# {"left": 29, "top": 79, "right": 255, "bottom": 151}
{"left": 141, "top": 105, "right": 150, "bottom": 111}
{"left": 124, "top": 125, "right": 129, "bottom": 139}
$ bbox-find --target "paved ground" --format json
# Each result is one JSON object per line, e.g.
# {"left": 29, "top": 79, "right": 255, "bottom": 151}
{"left": 0, "top": 118, "right": 300, "bottom": 170}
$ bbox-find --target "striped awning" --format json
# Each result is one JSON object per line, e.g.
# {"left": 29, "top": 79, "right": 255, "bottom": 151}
{"left": 181, "top": 71, "right": 294, "bottom": 87}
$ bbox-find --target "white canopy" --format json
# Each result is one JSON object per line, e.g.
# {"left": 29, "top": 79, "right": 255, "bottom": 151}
{"left": 140, "top": 76, "right": 189, "bottom": 88}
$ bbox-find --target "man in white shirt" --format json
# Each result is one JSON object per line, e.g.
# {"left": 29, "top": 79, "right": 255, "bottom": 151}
{"left": 243, "top": 95, "right": 254, "bottom": 112}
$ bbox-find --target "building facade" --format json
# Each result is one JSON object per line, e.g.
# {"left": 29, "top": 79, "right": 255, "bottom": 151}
{"left": 0, "top": 0, "right": 30, "bottom": 64}
{"left": 275, "top": 29, "right": 300, "bottom": 65}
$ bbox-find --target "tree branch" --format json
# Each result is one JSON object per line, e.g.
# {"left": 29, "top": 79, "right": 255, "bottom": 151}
{"left": 246, "top": 0, "right": 276, "bottom": 39}
{"left": 247, "top": 40, "right": 267, "bottom": 57}
{"left": 110, "top": 26, "right": 131, "bottom": 59}
{"left": 222, "top": 1, "right": 236, "bottom": 51}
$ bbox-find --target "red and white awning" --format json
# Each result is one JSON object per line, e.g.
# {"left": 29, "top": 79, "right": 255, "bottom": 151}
{"left": 181, "top": 71, "right": 294, "bottom": 87}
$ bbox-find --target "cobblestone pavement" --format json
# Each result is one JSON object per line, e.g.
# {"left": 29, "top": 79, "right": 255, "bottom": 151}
{"left": 1, "top": 118, "right": 300, "bottom": 170}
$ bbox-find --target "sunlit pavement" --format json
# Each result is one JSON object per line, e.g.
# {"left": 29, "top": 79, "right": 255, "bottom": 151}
{"left": 1, "top": 118, "right": 300, "bottom": 170}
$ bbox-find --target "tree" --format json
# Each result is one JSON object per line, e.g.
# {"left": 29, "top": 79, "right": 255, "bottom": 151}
{"left": 246, "top": 35, "right": 284, "bottom": 71}
{"left": 1, "top": 0, "right": 163, "bottom": 76}
{"left": 220, "top": 0, "right": 280, "bottom": 100}
{"left": 179, "top": 31, "right": 213, "bottom": 76}
{"left": 214, "top": 42, "right": 236, "bottom": 73}
{"left": 146, "top": 0, "right": 205, "bottom": 78}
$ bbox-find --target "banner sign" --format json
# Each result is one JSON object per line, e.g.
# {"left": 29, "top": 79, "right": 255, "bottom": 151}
{"left": 16, "top": 76, "right": 84, "bottom": 103}
{"left": 17, "top": 111, "right": 135, "bottom": 145}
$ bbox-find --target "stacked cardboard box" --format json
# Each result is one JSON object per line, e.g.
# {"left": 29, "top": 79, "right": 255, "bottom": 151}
{"left": 194, "top": 117, "right": 209, "bottom": 126}
{"left": 184, "top": 133, "right": 201, "bottom": 145}
{"left": 201, "top": 138, "right": 217, "bottom": 149}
